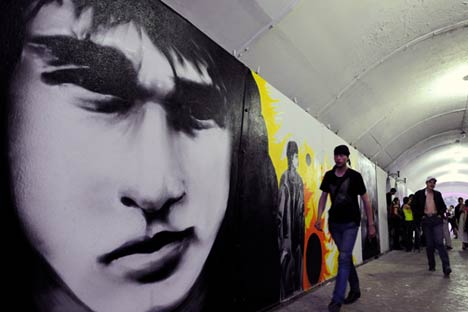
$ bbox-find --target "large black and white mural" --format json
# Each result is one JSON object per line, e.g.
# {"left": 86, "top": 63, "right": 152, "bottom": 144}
{"left": 1, "top": 1, "right": 279, "bottom": 311}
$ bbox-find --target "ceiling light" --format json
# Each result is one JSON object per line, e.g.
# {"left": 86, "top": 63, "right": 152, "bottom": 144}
{"left": 430, "top": 65, "right": 468, "bottom": 98}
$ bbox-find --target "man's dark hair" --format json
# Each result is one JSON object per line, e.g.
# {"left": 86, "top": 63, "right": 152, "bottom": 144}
{"left": 390, "top": 188, "right": 397, "bottom": 194}
{"left": 333, "top": 144, "right": 350, "bottom": 156}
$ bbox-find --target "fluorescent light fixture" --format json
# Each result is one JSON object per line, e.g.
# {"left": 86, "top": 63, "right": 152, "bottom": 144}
{"left": 435, "top": 173, "right": 467, "bottom": 183}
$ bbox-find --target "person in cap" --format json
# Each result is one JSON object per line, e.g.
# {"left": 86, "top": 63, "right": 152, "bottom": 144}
{"left": 386, "top": 188, "right": 397, "bottom": 210}
{"left": 410, "top": 176, "right": 451, "bottom": 276}
{"left": 315, "top": 145, "right": 376, "bottom": 312}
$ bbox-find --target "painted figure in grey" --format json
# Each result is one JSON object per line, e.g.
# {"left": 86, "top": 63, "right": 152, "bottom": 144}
{"left": 278, "top": 140, "right": 304, "bottom": 299}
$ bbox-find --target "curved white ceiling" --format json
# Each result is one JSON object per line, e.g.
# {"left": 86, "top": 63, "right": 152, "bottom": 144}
{"left": 164, "top": 0, "right": 468, "bottom": 197}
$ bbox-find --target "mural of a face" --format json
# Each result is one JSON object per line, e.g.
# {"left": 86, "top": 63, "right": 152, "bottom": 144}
{"left": 8, "top": 1, "right": 231, "bottom": 311}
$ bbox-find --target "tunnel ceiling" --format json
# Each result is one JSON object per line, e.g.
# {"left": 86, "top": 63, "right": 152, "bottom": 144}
{"left": 163, "top": 0, "right": 468, "bottom": 194}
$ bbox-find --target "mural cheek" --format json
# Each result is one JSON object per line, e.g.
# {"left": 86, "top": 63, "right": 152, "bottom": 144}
{"left": 174, "top": 128, "right": 231, "bottom": 242}
{"left": 9, "top": 84, "right": 93, "bottom": 252}
{"left": 9, "top": 59, "right": 152, "bottom": 307}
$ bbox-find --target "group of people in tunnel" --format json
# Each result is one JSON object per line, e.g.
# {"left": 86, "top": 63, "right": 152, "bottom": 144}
{"left": 451, "top": 197, "right": 468, "bottom": 250}
{"left": 387, "top": 189, "right": 468, "bottom": 253}
{"left": 388, "top": 192, "right": 420, "bottom": 252}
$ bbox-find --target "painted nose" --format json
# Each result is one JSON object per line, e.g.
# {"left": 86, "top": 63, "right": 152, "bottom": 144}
{"left": 118, "top": 104, "right": 185, "bottom": 219}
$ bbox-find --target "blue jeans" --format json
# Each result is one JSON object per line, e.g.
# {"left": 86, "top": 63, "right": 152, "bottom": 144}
{"left": 329, "top": 222, "right": 360, "bottom": 304}
{"left": 421, "top": 215, "right": 450, "bottom": 270}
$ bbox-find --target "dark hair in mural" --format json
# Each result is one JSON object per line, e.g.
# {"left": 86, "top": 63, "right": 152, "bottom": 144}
{"left": 286, "top": 141, "right": 298, "bottom": 167}
{"left": 1, "top": 1, "right": 279, "bottom": 311}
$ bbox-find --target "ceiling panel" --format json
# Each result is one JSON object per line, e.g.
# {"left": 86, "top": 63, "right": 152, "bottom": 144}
{"left": 164, "top": 0, "right": 468, "bottom": 192}
{"left": 383, "top": 111, "right": 463, "bottom": 160}
{"left": 162, "top": 0, "right": 301, "bottom": 54}
{"left": 320, "top": 25, "right": 468, "bottom": 145}
{"left": 387, "top": 130, "right": 466, "bottom": 171}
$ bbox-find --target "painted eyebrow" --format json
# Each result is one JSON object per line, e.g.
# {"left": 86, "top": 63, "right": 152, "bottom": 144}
{"left": 29, "top": 35, "right": 144, "bottom": 100}
{"left": 29, "top": 35, "right": 222, "bottom": 112}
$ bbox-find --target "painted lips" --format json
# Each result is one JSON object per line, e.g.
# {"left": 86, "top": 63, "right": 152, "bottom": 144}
{"left": 99, "top": 227, "right": 195, "bottom": 283}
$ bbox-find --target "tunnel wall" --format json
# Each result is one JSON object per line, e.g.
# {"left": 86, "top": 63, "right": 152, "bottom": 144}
{"left": 1, "top": 1, "right": 388, "bottom": 311}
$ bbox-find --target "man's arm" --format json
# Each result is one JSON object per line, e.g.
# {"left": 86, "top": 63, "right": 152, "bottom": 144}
{"left": 410, "top": 191, "right": 423, "bottom": 221}
{"left": 437, "top": 191, "right": 447, "bottom": 215}
{"left": 361, "top": 192, "right": 376, "bottom": 237}
{"left": 314, "top": 191, "right": 328, "bottom": 231}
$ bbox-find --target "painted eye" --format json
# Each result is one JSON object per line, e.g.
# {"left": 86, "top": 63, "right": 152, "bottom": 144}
{"left": 79, "top": 97, "right": 132, "bottom": 114}
{"left": 42, "top": 68, "right": 134, "bottom": 114}
{"left": 33, "top": 35, "right": 141, "bottom": 115}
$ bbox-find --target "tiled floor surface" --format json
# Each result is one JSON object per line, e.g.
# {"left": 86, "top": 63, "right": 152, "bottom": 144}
{"left": 271, "top": 239, "right": 468, "bottom": 312}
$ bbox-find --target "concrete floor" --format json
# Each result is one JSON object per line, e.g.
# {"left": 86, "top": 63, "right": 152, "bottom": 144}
{"left": 271, "top": 239, "right": 468, "bottom": 312}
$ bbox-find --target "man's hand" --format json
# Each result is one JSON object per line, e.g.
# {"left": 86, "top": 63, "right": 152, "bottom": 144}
{"left": 368, "top": 223, "right": 376, "bottom": 238}
{"left": 315, "top": 192, "right": 328, "bottom": 232}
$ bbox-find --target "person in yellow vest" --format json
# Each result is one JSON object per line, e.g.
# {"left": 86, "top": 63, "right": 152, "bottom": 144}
{"left": 402, "top": 196, "right": 414, "bottom": 252}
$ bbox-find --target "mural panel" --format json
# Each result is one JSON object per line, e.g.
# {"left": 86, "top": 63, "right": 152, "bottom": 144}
{"left": 1, "top": 1, "right": 278, "bottom": 311}
{"left": 357, "top": 154, "right": 381, "bottom": 260}
{"left": 254, "top": 74, "right": 339, "bottom": 297}
{"left": 376, "top": 166, "right": 390, "bottom": 252}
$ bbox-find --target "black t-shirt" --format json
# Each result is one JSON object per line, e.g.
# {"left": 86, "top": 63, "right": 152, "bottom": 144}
{"left": 320, "top": 167, "right": 366, "bottom": 225}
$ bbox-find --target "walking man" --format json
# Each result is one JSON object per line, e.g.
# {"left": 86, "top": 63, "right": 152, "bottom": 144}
{"left": 315, "top": 145, "right": 376, "bottom": 312}
{"left": 411, "top": 176, "right": 451, "bottom": 276}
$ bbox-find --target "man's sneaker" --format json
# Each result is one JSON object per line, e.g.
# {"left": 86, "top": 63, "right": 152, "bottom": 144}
{"left": 344, "top": 290, "right": 361, "bottom": 304}
{"left": 328, "top": 301, "right": 341, "bottom": 312}
{"left": 428, "top": 267, "right": 436, "bottom": 271}
{"left": 443, "top": 267, "right": 452, "bottom": 277}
